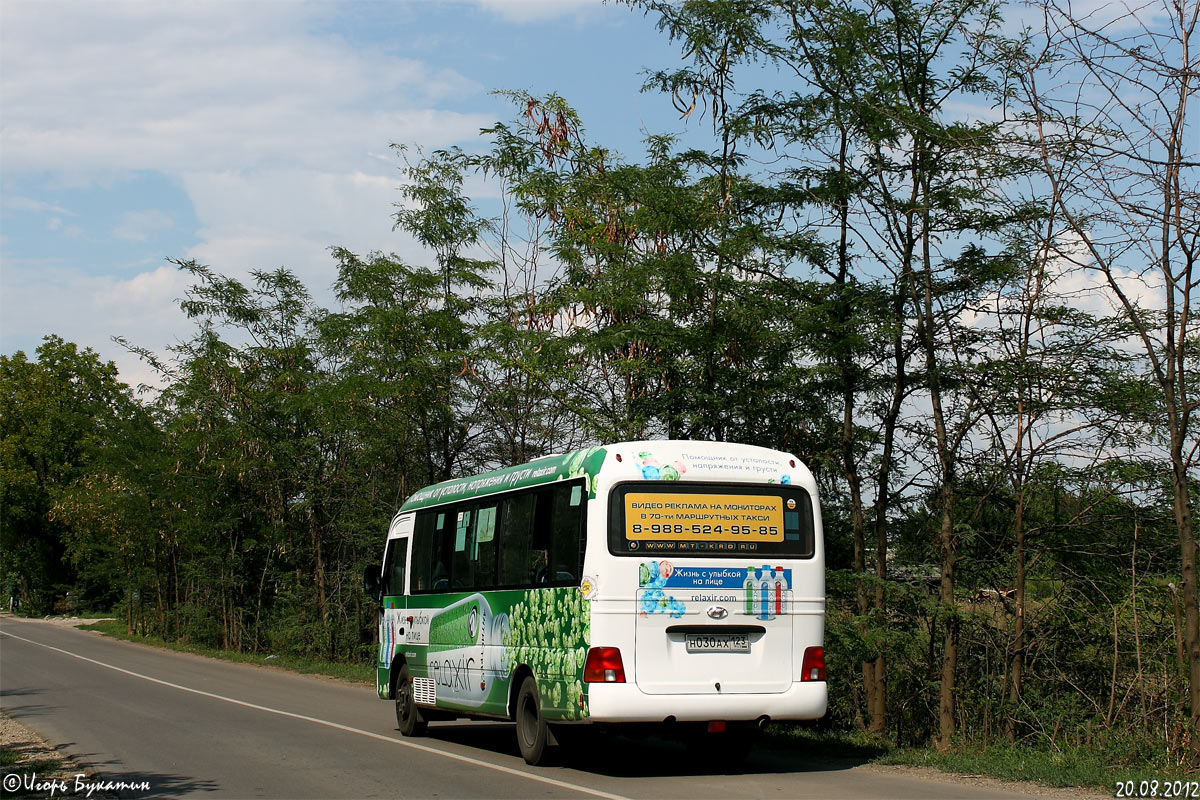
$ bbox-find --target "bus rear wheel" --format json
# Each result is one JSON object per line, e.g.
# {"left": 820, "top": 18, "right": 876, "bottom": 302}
{"left": 515, "top": 676, "right": 549, "bottom": 765}
{"left": 395, "top": 665, "right": 427, "bottom": 737}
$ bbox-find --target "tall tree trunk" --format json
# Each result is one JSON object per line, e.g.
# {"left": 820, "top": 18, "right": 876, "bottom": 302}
{"left": 869, "top": 338, "right": 906, "bottom": 735}
{"left": 1006, "top": 490, "right": 1026, "bottom": 740}
{"left": 1170, "top": 439, "right": 1199, "bottom": 761}
{"left": 935, "top": 484, "right": 958, "bottom": 751}
{"left": 310, "top": 512, "right": 331, "bottom": 659}
{"left": 917, "top": 177, "right": 959, "bottom": 751}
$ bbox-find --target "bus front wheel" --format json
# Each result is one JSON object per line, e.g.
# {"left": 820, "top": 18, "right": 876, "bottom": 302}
{"left": 395, "top": 665, "right": 427, "bottom": 737}
{"left": 515, "top": 676, "right": 549, "bottom": 765}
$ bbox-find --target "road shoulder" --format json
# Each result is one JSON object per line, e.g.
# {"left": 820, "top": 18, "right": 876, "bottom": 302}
{"left": 1, "top": 712, "right": 118, "bottom": 799}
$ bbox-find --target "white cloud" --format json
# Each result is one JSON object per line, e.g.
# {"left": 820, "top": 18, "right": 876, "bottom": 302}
{"left": 470, "top": 0, "right": 603, "bottom": 23}
{"left": 179, "top": 168, "right": 400, "bottom": 288}
{"left": 2, "top": 195, "right": 74, "bottom": 215}
{"left": 2, "top": 2, "right": 486, "bottom": 179}
{"left": 0, "top": 261, "right": 193, "bottom": 390}
{"left": 112, "top": 210, "right": 174, "bottom": 242}
{"left": 94, "top": 265, "right": 190, "bottom": 311}
{"left": 1044, "top": 0, "right": 1172, "bottom": 32}
{"left": 1, "top": 0, "right": 503, "bottom": 375}
{"left": 1043, "top": 228, "right": 1167, "bottom": 317}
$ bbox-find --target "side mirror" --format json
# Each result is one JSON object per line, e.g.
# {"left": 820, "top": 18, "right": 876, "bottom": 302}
{"left": 363, "top": 564, "right": 382, "bottom": 597}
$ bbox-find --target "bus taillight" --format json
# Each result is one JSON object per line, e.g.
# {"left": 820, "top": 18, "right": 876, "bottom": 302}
{"left": 801, "top": 646, "right": 825, "bottom": 682}
{"left": 583, "top": 647, "right": 626, "bottom": 683}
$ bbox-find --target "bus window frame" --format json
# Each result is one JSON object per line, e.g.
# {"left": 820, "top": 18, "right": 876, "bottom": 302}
{"left": 407, "top": 478, "right": 587, "bottom": 595}
{"left": 606, "top": 480, "right": 816, "bottom": 559}
{"left": 381, "top": 537, "right": 410, "bottom": 597}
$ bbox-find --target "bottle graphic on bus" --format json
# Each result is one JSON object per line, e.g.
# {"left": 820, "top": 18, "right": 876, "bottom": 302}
{"left": 774, "top": 567, "right": 783, "bottom": 616}
{"left": 744, "top": 567, "right": 756, "bottom": 615}
{"left": 759, "top": 566, "right": 770, "bottom": 621}
{"left": 426, "top": 593, "right": 493, "bottom": 708}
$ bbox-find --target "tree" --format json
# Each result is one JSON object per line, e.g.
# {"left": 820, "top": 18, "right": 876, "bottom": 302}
{"left": 1014, "top": 0, "right": 1200, "bottom": 757}
{"left": 972, "top": 224, "right": 1135, "bottom": 738}
{"left": 392, "top": 146, "right": 493, "bottom": 479}
{"left": 765, "top": 0, "right": 911, "bottom": 733}
{"left": 51, "top": 403, "right": 168, "bottom": 635}
{"left": 0, "top": 336, "right": 134, "bottom": 613}
{"left": 157, "top": 261, "right": 343, "bottom": 654}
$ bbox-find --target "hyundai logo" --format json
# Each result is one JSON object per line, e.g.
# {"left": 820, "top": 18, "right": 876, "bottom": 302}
{"left": 706, "top": 605, "right": 729, "bottom": 620}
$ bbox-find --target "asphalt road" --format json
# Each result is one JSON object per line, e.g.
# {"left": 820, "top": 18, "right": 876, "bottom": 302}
{"left": 1, "top": 616, "right": 1087, "bottom": 799}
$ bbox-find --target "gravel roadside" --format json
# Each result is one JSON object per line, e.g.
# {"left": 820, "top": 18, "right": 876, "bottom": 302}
{"left": 0, "top": 712, "right": 119, "bottom": 799}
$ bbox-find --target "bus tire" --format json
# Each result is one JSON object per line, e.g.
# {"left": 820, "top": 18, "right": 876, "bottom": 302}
{"left": 515, "top": 676, "right": 549, "bottom": 765}
{"left": 395, "top": 664, "right": 427, "bottom": 737}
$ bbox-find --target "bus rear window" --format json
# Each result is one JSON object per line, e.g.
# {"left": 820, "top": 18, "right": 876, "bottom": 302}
{"left": 607, "top": 482, "right": 815, "bottom": 558}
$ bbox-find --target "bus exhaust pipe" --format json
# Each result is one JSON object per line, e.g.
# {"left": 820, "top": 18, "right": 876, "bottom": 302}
{"left": 757, "top": 715, "right": 771, "bottom": 730}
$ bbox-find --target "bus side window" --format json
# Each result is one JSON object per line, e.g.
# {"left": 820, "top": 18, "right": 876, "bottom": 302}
{"left": 451, "top": 507, "right": 475, "bottom": 589}
{"left": 431, "top": 511, "right": 454, "bottom": 591}
{"left": 530, "top": 490, "right": 552, "bottom": 583}
{"left": 384, "top": 539, "right": 409, "bottom": 596}
{"left": 411, "top": 512, "right": 437, "bottom": 592}
{"left": 549, "top": 482, "right": 584, "bottom": 583}
{"left": 500, "top": 493, "right": 535, "bottom": 587}
{"left": 473, "top": 504, "right": 499, "bottom": 590}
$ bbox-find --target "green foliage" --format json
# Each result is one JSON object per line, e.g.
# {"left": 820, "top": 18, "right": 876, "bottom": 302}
{"left": 0, "top": 336, "right": 136, "bottom": 614}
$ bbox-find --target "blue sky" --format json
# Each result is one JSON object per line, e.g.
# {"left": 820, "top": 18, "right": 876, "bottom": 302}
{"left": 1, "top": 0, "right": 705, "bottom": 388}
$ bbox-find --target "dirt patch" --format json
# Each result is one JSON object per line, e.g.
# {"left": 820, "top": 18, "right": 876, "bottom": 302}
{"left": 24, "top": 616, "right": 116, "bottom": 630}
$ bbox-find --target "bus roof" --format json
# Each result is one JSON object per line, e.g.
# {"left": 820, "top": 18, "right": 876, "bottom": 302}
{"left": 398, "top": 446, "right": 608, "bottom": 512}
{"left": 396, "top": 440, "right": 808, "bottom": 513}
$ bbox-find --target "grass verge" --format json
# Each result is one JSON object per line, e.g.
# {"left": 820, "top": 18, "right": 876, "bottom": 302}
{"left": 881, "top": 742, "right": 1197, "bottom": 791}
{"left": 773, "top": 726, "right": 1194, "bottom": 792}
{"left": 77, "top": 619, "right": 372, "bottom": 685}
{"left": 881, "top": 742, "right": 1113, "bottom": 788}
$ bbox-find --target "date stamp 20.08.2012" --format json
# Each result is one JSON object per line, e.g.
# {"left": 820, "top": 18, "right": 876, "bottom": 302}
{"left": 1115, "top": 781, "right": 1199, "bottom": 799}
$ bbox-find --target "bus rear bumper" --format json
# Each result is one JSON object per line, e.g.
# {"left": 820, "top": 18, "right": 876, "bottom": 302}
{"left": 584, "top": 681, "right": 827, "bottom": 723}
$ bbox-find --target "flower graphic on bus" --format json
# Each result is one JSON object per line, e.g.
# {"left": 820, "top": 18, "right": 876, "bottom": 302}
{"left": 564, "top": 446, "right": 608, "bottom": 497}
{"left": 638, "top": 560, "right": 685, "bottom": 618}
{"left": 635, "top": 451, "right": 687, "bottom": 481}
{"left": 500, "top": 587, "right": 591, "bottom": 720}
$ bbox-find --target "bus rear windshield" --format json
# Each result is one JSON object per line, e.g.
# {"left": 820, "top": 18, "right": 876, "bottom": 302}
{"left": 607, "top": 482, "right": 815, "bottom": 558}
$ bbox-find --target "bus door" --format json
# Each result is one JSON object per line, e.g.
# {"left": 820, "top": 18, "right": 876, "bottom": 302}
{"left": 380, "top": 514, "right": 414, "bottom": 665}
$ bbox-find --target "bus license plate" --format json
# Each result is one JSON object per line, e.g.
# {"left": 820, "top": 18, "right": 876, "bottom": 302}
{"left": 685, "top": 633, "right": 750, "bottom": 653}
